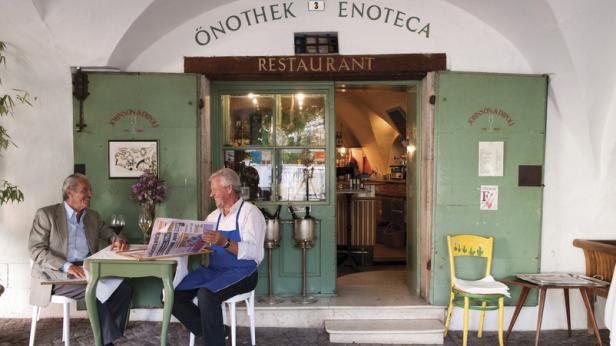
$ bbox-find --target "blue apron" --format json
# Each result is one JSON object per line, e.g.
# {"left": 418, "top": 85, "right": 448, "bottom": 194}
{"left": 176, "top": 201, "right": 257, "bottom": 292}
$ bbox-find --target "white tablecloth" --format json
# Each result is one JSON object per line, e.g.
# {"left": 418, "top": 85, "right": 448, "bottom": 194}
{"left": 605, "top": 264, "right": 616, "bottom": 345}
{"left": 87, "top": 245, "right": 189, "bottom": 303}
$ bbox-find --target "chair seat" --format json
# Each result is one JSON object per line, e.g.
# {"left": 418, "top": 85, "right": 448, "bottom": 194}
{"left": 453, "top": 276, "right": 510, "bottom": 297}
{"left": 189, "top": 290, "right": 256, "bottom": 346}
{"left": 50, "top": 295, "right": 77, "bottom": 304}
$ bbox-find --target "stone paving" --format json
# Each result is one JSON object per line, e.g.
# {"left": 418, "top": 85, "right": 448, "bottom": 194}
{"left": 0, "top": 318, "right": 610, "bottom": 345}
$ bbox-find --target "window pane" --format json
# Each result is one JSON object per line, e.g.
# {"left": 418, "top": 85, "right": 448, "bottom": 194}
{"left": 276, "top": 94, "right": 326, "bottom": 146}
{"left": 277, "top": 149, "right": 326, "bottom": 201}
{"left": 224, "top": 149, "right": 273, "bottom": 201}
{"left": 222, "top": 94, "right": 274, "bottom": 146}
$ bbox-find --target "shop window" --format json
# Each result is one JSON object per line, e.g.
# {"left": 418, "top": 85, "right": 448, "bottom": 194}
{"left": 221, "top": 93, "right": 327, "bottom": 202}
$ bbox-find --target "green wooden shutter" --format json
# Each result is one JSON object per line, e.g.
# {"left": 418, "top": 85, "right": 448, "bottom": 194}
{"left": 430, "top": 72, "right": 547, "bottom": 305}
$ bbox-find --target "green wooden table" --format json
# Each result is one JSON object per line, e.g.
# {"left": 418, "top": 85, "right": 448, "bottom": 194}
{"left": 85, "top": 250, "right": 177, "bottom": 346}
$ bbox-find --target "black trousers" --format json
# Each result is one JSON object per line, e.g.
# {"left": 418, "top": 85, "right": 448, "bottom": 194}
{"left": 52, "top": 280, "right": 133, "bottom": 345}
{"left": 172, "top": 271, "right": 258, "bottom": 346}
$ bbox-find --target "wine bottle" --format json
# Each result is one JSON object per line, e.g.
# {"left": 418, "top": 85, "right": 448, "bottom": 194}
{"left": 304, "top": 206, "right": 311, "bottom": 219}
{"left": 274, "top": 205, "right": 282, "bottom": 219}
{"left": 260, "top": 208, "right": 273, "bottom": 219}
{"left": 288, "top": 205, "right": 298, "bottom": 219}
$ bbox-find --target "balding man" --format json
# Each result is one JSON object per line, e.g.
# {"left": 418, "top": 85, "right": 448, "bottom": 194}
{"left": 29, "top": 173, "right": 132, "bottom": 346}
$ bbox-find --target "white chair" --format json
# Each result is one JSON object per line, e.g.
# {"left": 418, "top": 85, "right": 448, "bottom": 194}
{"left": 189, "top": 290, "right": 256, "bottom": 346}
{"left": 29, "top": 294, "right": 76, "bottom": 346}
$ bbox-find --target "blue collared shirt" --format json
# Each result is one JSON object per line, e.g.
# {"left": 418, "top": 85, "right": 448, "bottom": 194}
{"left": 61, "top": 202, "right": 90, "bottom": 272}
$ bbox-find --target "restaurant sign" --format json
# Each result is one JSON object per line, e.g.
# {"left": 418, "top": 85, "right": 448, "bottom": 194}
{"left": 258, "top": 56, "right": 375, "bottom": 73}
{"left": 184, "top": 54, "right": 447, "bottom": 80}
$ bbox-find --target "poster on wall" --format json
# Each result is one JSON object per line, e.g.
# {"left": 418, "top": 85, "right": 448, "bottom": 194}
{"left": 108, "top": 140, "right": 158, "bottom": 178}
{"left": 478, "top": 141, "right": 504, "bottom": 176}
{"left": 480, "top": 185, "right": 498, "bottom": 210}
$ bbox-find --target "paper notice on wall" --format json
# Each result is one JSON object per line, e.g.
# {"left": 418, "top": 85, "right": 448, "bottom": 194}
{"left": 480, "top": 185, "right": 498, "bottom": 210}
{"left": 478, "top": 141, "right": 504, "bottom": 176}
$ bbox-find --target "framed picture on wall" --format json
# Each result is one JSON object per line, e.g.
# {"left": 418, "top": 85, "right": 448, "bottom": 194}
{"left": 108, "top": 140, "right": 159, "bottom": 178}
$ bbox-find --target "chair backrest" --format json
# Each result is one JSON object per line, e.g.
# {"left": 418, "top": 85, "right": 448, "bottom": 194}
{"left": 447, "top": 234, "right": 494, "bottom": 283}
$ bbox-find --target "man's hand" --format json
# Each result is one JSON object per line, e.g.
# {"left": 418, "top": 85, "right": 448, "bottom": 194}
{"left": 202, "top": 230, "right": 223, "bottom": 247}
{"left": 67, "top": 264, "right": 86, "bottom": 279}
{"left": 111, "top": 239, "right": 129, "bottom": 251}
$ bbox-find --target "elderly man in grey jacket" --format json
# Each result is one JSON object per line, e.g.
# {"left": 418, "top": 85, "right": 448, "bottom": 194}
{"left": 29, "top": 173, "right": 132, "bottom": 346}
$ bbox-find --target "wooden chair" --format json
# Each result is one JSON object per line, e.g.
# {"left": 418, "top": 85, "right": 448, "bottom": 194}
{"left": 443, "top": 234, "right": 509, "bottom": 346}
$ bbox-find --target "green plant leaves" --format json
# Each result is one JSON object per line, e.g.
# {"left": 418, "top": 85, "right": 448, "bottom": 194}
{"left": 0, "top": 180, "right": 24, "bottom": 205}
{"left": 0, "top": 40, "right": 34, "bottom": 205}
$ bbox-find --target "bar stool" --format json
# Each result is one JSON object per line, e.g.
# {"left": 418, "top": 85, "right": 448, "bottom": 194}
{"left": 258, "top": 218, "right": 284, "bottom": 304}
{"left": 189, "top": 290, "right": 256, "bottom": 346}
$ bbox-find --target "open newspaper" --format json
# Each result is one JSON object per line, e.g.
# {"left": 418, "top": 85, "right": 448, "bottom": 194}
{"left": 118, "top": 217, "right": 214, "bottom": 260}
{"left": 517, "top": 273, "right": 609, "bottom": 286}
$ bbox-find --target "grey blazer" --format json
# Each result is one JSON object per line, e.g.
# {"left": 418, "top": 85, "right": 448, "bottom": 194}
{"left": 28, "top": 203, "right": 125, "bottom": 307}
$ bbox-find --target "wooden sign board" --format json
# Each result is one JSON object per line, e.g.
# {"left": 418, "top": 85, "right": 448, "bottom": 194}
{"left": 185, "top": 53, "right": 446, "bottom": 81}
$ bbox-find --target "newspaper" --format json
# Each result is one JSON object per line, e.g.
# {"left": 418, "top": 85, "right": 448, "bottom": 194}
{"left": 117, "top": 217, "right": 215, "bottom": 260}
{"left": 145, "top": 217, "right": 216, "bottom": 257}
{"left": 517, "top": 273, "right": 609, "bottom": 286}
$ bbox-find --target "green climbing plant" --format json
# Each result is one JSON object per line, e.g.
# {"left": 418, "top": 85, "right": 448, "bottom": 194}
{"left": 0, "top": 41, "right": 34, "bottom": 205}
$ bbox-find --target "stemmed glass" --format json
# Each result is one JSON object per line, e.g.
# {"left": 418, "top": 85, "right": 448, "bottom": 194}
{"left": 138, "top": 207, "right": 153, "bottom": 244}
{"left": 110, "top": 214, "right": 125, "bottom": 234}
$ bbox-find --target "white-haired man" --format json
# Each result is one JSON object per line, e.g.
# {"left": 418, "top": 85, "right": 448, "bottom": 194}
{"left": 28, "top": 173, "right": 132, "bottom": 346}
{"left": 173, "top": 168, "right": 266, "bottom": 346}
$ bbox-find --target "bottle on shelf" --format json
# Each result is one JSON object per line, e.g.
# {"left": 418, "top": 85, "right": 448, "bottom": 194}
{"left": 288, "top": 205, "right": 299, "bottom": 219}
{"left": 273, "top": 205, "right": 282, "bottom": 219}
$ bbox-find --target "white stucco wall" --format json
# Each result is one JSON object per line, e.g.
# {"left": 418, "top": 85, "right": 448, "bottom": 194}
{"left": 1, "top": 0, "right": 615, "bottom": 332}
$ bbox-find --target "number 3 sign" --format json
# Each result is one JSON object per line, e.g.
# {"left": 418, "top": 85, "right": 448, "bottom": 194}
{"left": 309, "top": 1, "right": 325, "bottom": 11}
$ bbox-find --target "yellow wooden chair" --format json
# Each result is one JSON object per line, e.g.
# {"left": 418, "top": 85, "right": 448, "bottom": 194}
{"left": 444, "top": 234, "right": 509, "bottom": 346}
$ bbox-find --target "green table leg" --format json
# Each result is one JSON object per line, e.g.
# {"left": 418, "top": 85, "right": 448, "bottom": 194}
{"left": 85, "top": 262, "right": 102, "bottom": 346}
{"left": 160, "top": 265, "right": 174, "bottom": 346}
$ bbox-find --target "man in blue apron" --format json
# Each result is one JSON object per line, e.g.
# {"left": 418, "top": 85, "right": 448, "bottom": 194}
{"left": 173, "top": 168, "right": 266, "bottom": 346}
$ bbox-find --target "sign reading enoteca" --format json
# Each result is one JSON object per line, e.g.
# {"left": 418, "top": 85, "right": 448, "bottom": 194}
{"left": 192, "top": 1, "right": 431, "bottom": 46}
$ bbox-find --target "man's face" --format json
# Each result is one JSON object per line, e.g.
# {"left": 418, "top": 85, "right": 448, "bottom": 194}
{"left": 66, "top": 179, "right": 92, "bottom": 213}
{"left": 210, "top": 177, "right": 232, "bottom": 209}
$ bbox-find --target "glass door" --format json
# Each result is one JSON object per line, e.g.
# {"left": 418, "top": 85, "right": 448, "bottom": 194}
{"left": 211, "top": 82, "right": 337, "bottom": 296}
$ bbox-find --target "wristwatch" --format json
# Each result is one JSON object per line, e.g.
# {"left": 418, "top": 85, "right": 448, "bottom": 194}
{"left": 223, "top": 238, "right": 231, "bottom": 249}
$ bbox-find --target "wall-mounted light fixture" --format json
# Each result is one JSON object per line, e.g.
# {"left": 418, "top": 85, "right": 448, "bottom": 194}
{"left": 406, "top": 143, "right": 416, "bottom": 154}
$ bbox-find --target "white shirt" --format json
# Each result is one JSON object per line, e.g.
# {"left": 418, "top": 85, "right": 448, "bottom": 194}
{"left": 205, "top": 198, "right": 266, "bottom": 265}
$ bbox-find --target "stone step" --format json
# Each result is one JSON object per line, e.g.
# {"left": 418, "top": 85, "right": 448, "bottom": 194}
{"left": 325, "top": 319, "right": 444, "bottom": 344}
{"left": 250, "top": 304, "right": 444, "bottom": 328}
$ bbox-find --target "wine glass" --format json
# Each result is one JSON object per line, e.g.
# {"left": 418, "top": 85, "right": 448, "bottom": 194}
{"left": 110, "top": 214, "right": 120, "bottom": 234}
{"left": 138, "top": 208, "right": 153, "bottom": 244}
{"left": 110, "top": 214, "right": 125, "bottom": 234}
{"left": 117, "top": 214, "right": 125, "bottom": 233}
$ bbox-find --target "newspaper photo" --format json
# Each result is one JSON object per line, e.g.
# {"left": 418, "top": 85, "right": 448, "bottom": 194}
{"left": 145, "top": 217, "right": 216, "bottom": 257}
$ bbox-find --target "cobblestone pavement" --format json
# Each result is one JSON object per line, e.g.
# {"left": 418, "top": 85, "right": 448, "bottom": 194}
{"left": 0, "top": 318, "right": 610, "bottom": 345}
